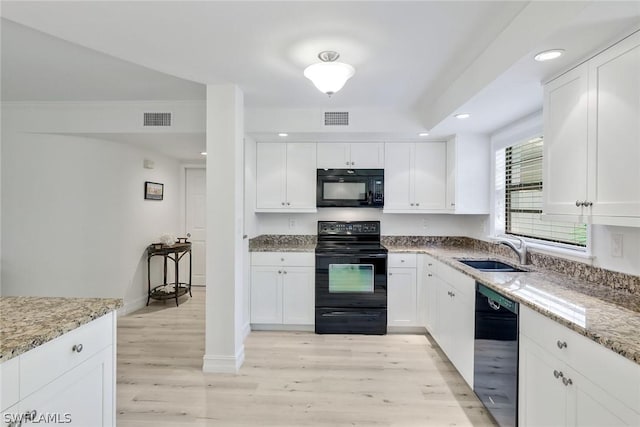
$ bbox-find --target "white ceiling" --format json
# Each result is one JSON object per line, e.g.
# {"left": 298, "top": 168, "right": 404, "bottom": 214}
{"left": 1, "top": 1, "right": 639, "bottom": 160}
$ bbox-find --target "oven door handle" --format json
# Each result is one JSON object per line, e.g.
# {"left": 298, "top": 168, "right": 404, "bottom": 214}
{"left": 315, "top": 253, "right": 387, "bottom": 258}
{"left": 321, "top": 311, "right": 378, "bottom": 318}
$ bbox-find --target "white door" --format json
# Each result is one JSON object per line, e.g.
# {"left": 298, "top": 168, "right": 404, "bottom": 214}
{"left": 414, "top": 142, "right": 447, "bottom": 210}
{"left": 256, "top": 143, "right": 286, "bottom": 209}
{"left": 387, "top": 267, "right": 417, "bottom": 326}
{"left": 384, "top": 143, "right": 413, "bottom": 210}
{"left": 185, "top": 168, "right": 206, "bottom": 287}
{"left": 317, "top": 143, "right": 349, "bottom": 168}
{"left": 250, "top": 266, "right": 282, "bottom": 324}
{"left": 281, "top": 266, "right": 314, "bottom": 325}
{"left": 285, "top": 143, "right": 317, "bottom": 209}
{"left": 350, "top": 142, "right": 384, "bottom": 168}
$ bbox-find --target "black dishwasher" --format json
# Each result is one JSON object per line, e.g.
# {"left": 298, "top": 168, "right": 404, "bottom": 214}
{"left": 474, "top": 283, "right": 519, "bottom": 427}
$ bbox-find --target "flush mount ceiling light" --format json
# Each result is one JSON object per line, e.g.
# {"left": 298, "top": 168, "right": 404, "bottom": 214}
{"left": 534, "top": 49, "right": 565, "bottom": 62}
{"left": 454, "top": 113, "right": 471, "bottom": 119}
{"left": 304, "top": 51, "right": 355, "bottom": 97}
{"left": 418, "top": 132, "right": 430, "bottom": 137}
{"left": 200, "top": 151, "right": 207, "bottom": 156}
{"left": 278, "top": 132, "right": 288, "bottom": 137}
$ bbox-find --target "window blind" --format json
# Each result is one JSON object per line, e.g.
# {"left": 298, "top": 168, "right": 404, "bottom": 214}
{"left": 505, "top": 137, "right": 586, "bottom": 247}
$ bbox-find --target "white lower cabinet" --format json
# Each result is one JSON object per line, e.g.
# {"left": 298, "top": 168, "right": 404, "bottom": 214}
{"left": 250, "top": 252, "right": 314, "bottom": 327}
{"left": 519, "top": 306, "right": 640, "bottom": 426}
{"left": 0, "top": 313, "right": 115, "bottom": 427}
{"left": 418, "top": 254, "right": 475, "bottom": 388}
{"left": 387, "top": 254, "right": 418, "bottom": 328}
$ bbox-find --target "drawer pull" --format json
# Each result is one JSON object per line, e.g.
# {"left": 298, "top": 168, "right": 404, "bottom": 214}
{"left": 283, "top": 270, "right": 287, "bottom": 275}
{"left": 553, "top": 370, "right": 563, "bottom": 379}
{"left": 72, "top": 343, "right": 84, "bottom": 353}
{"left": 562, "top": 377, "right": 573, "bottom": 386}
{"left": 427, "top": 273, "right": 432, "bottom": 277}
{"left": 556, "top": 340, "right": 568, "bottom": 349}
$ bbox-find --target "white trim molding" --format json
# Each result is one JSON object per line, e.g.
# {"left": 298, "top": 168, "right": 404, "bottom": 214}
{"left": 202, "top": 346, "right": 245, "bottom": 374}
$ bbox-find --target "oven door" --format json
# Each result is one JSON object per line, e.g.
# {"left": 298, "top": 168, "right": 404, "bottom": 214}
{"left": 315, "top": 252, "right": 387, "bottom": 308}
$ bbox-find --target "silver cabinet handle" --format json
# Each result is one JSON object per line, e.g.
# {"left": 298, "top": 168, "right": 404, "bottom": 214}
{"left": 410, "top": 203, "right": 415, "bottom": 206}
{"left": 351, "top": 162, "right": 355, "bottom": 165}
{"left": 400, "top": 259, "right": 405, "bottom": 263}
{"left": 280, "top": 258, "right": 285, "bottom": 262}
{"left": 278, "top": 270, "right": 282, "bottom": 274}
{"left": 576, "top": 200, "right": 583, "bottom": 207}
{"left": 450, "top": 203, "right": 455, "bottom": 207}
{"left": 584, "top": 201, "right": 593, "bottom": 207}
{"left": 346, "top": 161, "right": 350, "bottom": 165}
{"left": 286, "top": 202, "right": 290, "bottom": 206}
{"left": 427, "top": 273, "right": 432, "bottom": 277}
{"left": 428, "top": 263, "right": 433, "bottom": 266}
{"left": 556, "top": 340, "right": 567, "bottom": 349}
{"left": 416, "top": 203, "right": 420, "bottom": 206}
{"left": 281, "top": 202, "right": 285, "bottom": 206}
{"left": 72, "top": 344, "right": 83, "bottom": 353}
{"left": 562, "top": 377, "right": 573, "bottom": 386}
{"left": 283, "top": 270, "right": 287, "bottom": 275}
{"left": 553, "top": 370, "right": 563, "bottom": 379}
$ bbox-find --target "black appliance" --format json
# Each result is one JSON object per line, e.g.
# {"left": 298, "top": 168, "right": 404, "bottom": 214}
{"left": 315, "top": 221, "right": 388, "bottom": 334}
{"left": 316, "top": 169, "right": 384, "bottom": 208}
{"left": 474, "top": 283, "right": 519, "bottom": 427}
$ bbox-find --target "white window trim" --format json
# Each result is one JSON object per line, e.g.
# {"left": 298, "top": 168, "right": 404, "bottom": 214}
{"left": 489, "top": 110, "right": 592, "bottom": 258}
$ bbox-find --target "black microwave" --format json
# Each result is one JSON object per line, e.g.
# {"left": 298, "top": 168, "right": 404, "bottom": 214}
{"left": 317, "top": 169, "right": 384, "bottom": 208}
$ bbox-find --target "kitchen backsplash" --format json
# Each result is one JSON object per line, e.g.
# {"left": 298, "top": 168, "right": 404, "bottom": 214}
{"left": 250, "top": 234, "right": 640, "bottom": 295}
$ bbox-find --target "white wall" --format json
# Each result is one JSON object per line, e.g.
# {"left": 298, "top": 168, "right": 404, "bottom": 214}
{"left": 2, "top": 109, "right": 182, "bottom": 310}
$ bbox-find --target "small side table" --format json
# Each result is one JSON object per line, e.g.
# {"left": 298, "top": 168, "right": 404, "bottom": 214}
{"left": 147, "top": 241, "right": 192, "bottom": 306}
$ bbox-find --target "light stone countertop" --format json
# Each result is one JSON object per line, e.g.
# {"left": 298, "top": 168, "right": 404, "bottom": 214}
{"left": 0, "top": 297, "right": 123, "bottom": 363}
{"left": 249, "top": 235, "right": 640, "bottom": 366}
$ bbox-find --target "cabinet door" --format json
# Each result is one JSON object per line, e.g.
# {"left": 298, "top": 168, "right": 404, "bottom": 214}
{"left": 285, "top": 143, "right": 317, "bottom": 209}
{"left": 384, "top": 143, "right": 413, "bottom": 210}
{"left": 256, "top": 143, "right": 286, "bottom": 209}
{"left": 414, "top": 142, "right": 447, "bottom": 210}
{"left": 349, "top": 143, "right": 384, "bottom": 168}
{"left": 282, "top": 267, "right": 314, "bottom": 325}
{"left": 588, "top": 32, "right": 640, "bottom": 218}
{"left": 519, "top": 336, "right": 567, "bottom": 427}
{"left": 448, "top": 291, "right": 474, "bottom": 388}
{"left": 570, "top": 368, "right": 640, "bottom": 427}
{"left": 387, "top": 267, "right": 417, "bottom": 327}
{"left": 317, "top": 143, "right": 349, "bottom": 168}
{"left": 423, "top": 260, "right": 438, "bottom": 334}
{"left": 250, "top": 266, "right": 282, "bottom": 324}
{"left": 543, "top": 64, "right": 589, "bottom": 216}
{"left": 20, "top": 347, "right": 113, "bottom": 427}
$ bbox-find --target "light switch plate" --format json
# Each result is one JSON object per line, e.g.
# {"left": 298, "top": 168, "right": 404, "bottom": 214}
{"left": 611, "top": 233, "right": 623, "bottom": 257}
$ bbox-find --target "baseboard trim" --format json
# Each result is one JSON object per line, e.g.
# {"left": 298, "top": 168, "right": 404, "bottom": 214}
{"left": 117, "top": 295, "right": 147, "bottom": 317}
{"left": 387, "top": 326, "right": 427, "bottom": 334}
{"left": 202, "top": 345, "right": 245, "bottom": 373}
{"left": 250, "top": 324, "right": 314, "bottom": 332}
{"left": 242, "top": 322, "right": 251, "bottom": 340}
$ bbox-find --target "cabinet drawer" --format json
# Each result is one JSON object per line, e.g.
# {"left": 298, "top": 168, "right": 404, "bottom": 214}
{"left": 0, "top": 357, "right": 19, "bottom": 412}
{"left": 252, "top": 252, "right": 314, "bottom": 267}
{"left": 388, "top": 253, "right": 417, "bottom": 268}
{"left": 19, "top": 313, "right": 113, "bottom": 399}
{"left": 422, "top": 254, "right": 439, "bottom": 277}
{"left": 437, "top": 262, "right": 475, "bottom": 303}
{"left": 521, "top": 306, "right": 640, "bottom": 410}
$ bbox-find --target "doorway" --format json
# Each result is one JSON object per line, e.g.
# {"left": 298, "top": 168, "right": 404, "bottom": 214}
{"left": 185, "top": 167, "right": 206, "bottom": 286}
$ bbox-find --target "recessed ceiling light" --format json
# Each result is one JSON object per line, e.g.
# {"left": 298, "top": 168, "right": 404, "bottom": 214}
{"left": 534, "top": 49, "right": 565, "bottom": 62}
{"left": 418, "top": 132, "right": 430, "bottom": 137}
{"left": 278, "top": 133, "right": 288, "bottom": 137}
{"left": 200, "top": 151, "right": 207, "bottom": 156}
{"left": 454, "top": 113, "right": 470, "bottom": 119}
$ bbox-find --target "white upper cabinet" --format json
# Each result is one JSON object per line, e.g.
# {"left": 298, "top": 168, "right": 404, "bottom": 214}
{"left": 543, "top": 31, "right": 640, "bottom": 226}
{"left": 543, "top": 63, "right": 590, "bottom": 217}
{"left": 384, "top": 142, "right": 447, "bottom": 212}
{"left": 587, "top": 32, "right": 640, "bottom": 219}
{"left": 256, "top": 142, "right": 317, "bottom": 212}
{"left": 317, "top": 142, "right": 384, "bottom": 169}
{"left": 446, "top": 134, "right": 490, "bottom": 214}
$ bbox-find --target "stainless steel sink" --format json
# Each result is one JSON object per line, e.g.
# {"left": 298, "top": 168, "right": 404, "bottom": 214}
{"left": 457, "top": 259, "right": 527, "bottom": 272}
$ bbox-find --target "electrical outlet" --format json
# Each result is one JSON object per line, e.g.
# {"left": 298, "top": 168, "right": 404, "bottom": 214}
{"left": 611, "top": 233, "right": 623, "bottom": 258}
{"left": 288, "top": 218, "right": 296, "bottom": 229}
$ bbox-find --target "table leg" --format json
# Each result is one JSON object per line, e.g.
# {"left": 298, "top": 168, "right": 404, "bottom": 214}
{"left": 188, "top": 249, "right": 193, "bottom": 297}
{"left": 146, "top": 255, "right": 151, "bottom": 306}
{"left": 163, "top": 255, "right": 168, "bottom": 285}
{"left": 174, "top": 254, "right": 180, "bottom": 307}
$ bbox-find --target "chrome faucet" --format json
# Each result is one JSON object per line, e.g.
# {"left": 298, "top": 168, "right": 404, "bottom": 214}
{"left": 496, "top": 236, "right": 528, "bottom": 265}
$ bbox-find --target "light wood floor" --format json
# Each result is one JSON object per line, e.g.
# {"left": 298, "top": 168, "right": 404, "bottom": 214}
{"left": 117, "top": 288, "right": 496, "bottom": 426}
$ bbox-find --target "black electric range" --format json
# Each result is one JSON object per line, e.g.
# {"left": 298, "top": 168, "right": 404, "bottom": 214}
{"left": 314, "top": 221, "right": 388, "bottom": 335}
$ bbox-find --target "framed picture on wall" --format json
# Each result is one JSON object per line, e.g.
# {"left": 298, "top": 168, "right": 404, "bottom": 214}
{"left": 144, "top": 181, "right": 164, "bottom": 200}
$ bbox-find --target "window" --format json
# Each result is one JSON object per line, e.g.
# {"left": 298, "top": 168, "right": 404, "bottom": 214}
{"left": 499, "top": 136, "right": 587, "bottom": 248}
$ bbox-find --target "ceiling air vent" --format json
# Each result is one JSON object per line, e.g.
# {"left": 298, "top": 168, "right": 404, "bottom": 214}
{"left": 324, "top": 111, "right": 349, "bottom": 126}
{"left": 143, "top": 112, "right": 172, "bottom": 127}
